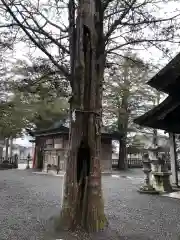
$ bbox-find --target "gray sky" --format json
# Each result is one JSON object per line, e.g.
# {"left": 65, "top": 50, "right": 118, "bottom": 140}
{"left": 11, "top": 0, "right": 180, "bottom": 146}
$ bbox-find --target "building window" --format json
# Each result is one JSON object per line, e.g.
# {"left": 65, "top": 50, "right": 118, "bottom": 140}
{"left": 54, "top": 138, "right": 63, "bottom": 149}
{"left": 45, "top": 139, "right": 53, "bottom": 149}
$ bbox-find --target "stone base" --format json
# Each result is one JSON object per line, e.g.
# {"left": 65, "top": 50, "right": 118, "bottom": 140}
{"left": 152, "top": 172, "right": 172, "bottom": 193}
{"left": 138, "top": 185, "right": 159, "bottom": 194}
{"left": 171, "top": 184, "right": 180, "bottom": 191}
{"left": 171, "top": 183, "right": 180, "bottom": 187}
{"left": 42, "top": 169, "right": 112, "bottom": 176}
{"left": 162, "top": 191, "right": 180, "bottom": 199}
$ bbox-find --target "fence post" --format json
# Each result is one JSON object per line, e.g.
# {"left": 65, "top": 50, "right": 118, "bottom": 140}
{"left": 26, "top": 154, "right": 30, "bottom": 169}
{"left": 14, "top": 154, "right": 18, "bottom": 169}
{"left": 57, "top": 155, "right": 60, "bottom": 174}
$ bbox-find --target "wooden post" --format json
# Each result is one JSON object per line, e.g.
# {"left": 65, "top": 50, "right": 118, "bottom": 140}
{"left": 9, "top": 136, "right": 13, "bottom": 159}
{"left": 169, "top": 133, "right": 179, "bottom": 187}
{"left": 32, "top": 144, "right": 36, "bottom": 169}
{"left": 0, "top": 144, "right": 3, "bottom": 160}
{"left": 5, "top": 138, "right": 9, "bottom": 161}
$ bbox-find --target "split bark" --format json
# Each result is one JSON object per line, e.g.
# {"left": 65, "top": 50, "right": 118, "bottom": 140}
{"left": 59, "top": 0, "right": 107, "bottom": 232}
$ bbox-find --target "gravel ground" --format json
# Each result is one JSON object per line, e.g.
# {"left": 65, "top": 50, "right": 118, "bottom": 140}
{"left": 0, "top": 169, "right": 180, "bottom": 239}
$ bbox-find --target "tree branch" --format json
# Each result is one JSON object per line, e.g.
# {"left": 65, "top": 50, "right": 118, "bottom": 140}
{"left": 103, "top": 0, "right": 114, "bottom": 11}
{"left": 105, "top": 0, "right": 137, "bottom": 42}
{"left": 106, "top": 38, "right": 180, "bottom": 53}
{"left": 1, "top": 0, "right": 70, "bottom": 80}
{"left": 37, "top": 10, "right": 68, "bottom": 33}
{"left": 16, "top": 2, "right": 70, "bottom": 54}
{"left": 120, "top": 13, "right": 180, "bottom": 27}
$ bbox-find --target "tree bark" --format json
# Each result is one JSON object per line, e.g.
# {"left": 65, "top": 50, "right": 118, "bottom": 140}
{"left": 0, "top": 147, "right": 3, "bottom": 159}
{"left": 118, "top": 92, "right": 129, "bottom": 170}
{"left": 152, "top": 92, "right": 160, "bottom": 157}
{"left": 36, "top": 146, "right": 43, "bottom": 169}
{"left": 9, "top": 136, "right": 13, "bottom": 159}
{"left": 118, "top": 134, "right": 128, "bottom": 170}
{"left": 59, "top": 0, "right": 107, "bottom": 232}
{"left": 5, "top": 138, "right": 9, "bottom": 161}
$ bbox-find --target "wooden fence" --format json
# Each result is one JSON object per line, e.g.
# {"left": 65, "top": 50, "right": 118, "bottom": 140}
{"left": 112, "top": 158, "right": 180, "bottom": 169}
{"left": 0, "top": 157, "right": 33, "bottom": 164}
{"left": 127, "top": 158, "right": 143, "bottom": 168}
{"left": 0, "top": 157, "right": 16, "bottom": 164}
{"left": 112, "top": 158, "right": 143, "bottom": 168}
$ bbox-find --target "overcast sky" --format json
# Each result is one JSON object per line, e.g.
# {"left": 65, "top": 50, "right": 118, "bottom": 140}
{"left": 12, "top": 0, "right": 180, "bottom": 146}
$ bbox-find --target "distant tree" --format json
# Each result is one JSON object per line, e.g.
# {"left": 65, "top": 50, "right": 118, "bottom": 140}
{"left": 0, "top": 101, "right": 26, "bottom": 138}
{"left": 104, "top": 53, "right": 161, "bottom": 169}
{"left": 11, "top": 59, "right": 70, "bottom": 130}
{"left": 0, "top": 59, "right": 69, "bottom": 137}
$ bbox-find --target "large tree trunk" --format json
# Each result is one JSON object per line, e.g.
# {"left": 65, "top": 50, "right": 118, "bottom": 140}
{"left": 9, "top": 136, "right": 13, "bottom": 159}
{"left": 118, "top": 134, "right": 128, "bottom": 170}
{"left": 5, "top": 138, "right": 9, "bottom": 161}
{"left": 59, "top": 0, "right": 107, "bottom": 232}
{"left": 118, "top": 92, "right": 129, "bottom": 170}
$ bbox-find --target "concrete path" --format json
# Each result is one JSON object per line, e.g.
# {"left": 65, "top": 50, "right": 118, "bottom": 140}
{"left": 0, "top": 169, "right": 180, "bottom": 239}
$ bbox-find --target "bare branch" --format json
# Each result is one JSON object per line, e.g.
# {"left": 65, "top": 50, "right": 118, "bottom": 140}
{"left": 120, "top": 13, "right": 180, "bottom": 27}
{"left": 105, "top": 0, "right": 137, "bottom": 41}
{"left": 37, "top": 10, "right": 68, "bottom": 33}
{"left": 16, "top": 2, "right": 70, "bottom": 54}
{"left": 106, "top": 38, "right": 180, "bottom": 54}
{"left": 1, "top": 0, "right": 70, "bottom": 80}
{"left": 103, "top": 0, "right": 114, "bottom": 11}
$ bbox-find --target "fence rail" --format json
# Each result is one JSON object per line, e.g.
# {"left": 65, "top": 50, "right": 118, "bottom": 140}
{"left": 0, "top": 157, "right": 32, "bottom": 164}
{"left": 18, "top": 158, "right": 32, "bottom": 163}
{"left": 112, "top": 158, "right": 180, "bottom": 169}
{"left": 0, "top": 157, "right": 16, "bottom": 164}
{"left": 128, "top": 158, "right": 143, "bottom": 168}
{"left": 112, "top": 158, "right": 143, "bottom": 168}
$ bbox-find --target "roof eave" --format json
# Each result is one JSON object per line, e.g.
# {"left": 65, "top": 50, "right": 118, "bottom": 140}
{"left": 134, "top": 96, "right": 180, "bottom": 132}
{"left": 147, "top": 52, "right": 180, "bottom": 93}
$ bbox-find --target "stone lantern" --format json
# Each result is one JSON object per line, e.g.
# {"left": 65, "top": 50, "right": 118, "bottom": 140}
{"left": 138, "top": 153, "right": 158, "bottom": 193}
{"left": 151, "top": 152, "right": 172, "bottom": 193}
{"left": 148, "top": 144, "right": 172, "bottom": 193}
